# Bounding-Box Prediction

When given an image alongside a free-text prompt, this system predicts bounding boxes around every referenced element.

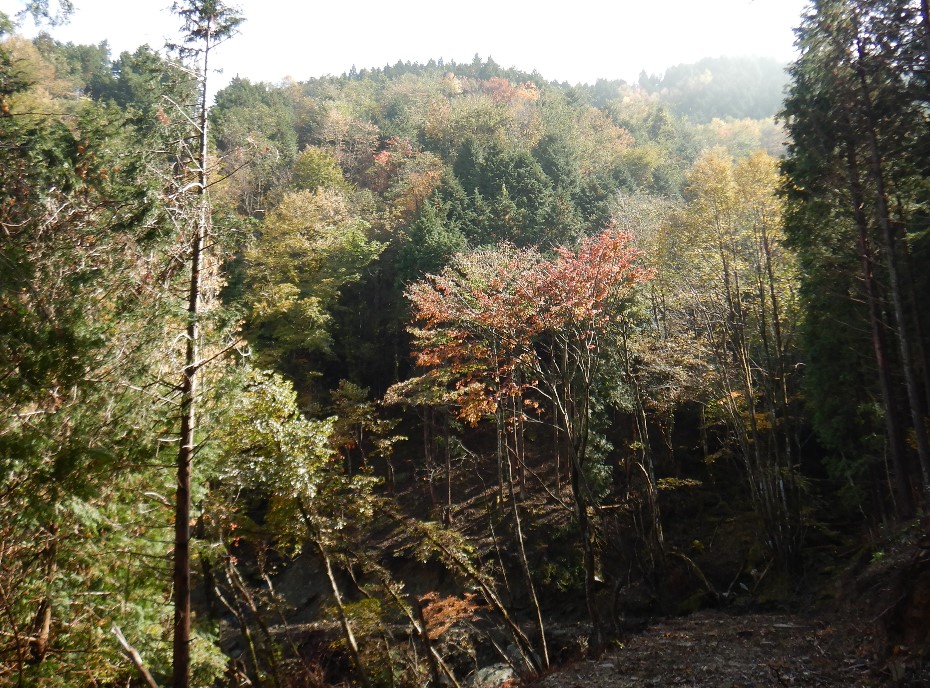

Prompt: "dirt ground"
[522,610,920,687]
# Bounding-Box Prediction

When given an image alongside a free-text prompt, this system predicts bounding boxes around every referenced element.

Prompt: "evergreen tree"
[167,2,243,685]
[782,0,930,514]
[0,25,228,686]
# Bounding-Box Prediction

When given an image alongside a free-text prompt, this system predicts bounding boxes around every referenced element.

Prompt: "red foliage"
[365,136,417,193]
[405,228,650,423]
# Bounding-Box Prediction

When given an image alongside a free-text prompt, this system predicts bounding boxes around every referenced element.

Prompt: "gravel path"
[523,610,885,687]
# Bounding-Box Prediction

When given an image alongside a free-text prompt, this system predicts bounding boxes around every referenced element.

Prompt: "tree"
[167,2,243,686]
[0,26,229,686]
[641,56,789,122]
[210,77,301,215]
[219,370,377,687]
[526,229,653,633]
[401,227,650,645]
[660,148,803,568]
[243,187,384,380]
[290,145,349,192]
[781,0,930,515]
[0,0,73,30]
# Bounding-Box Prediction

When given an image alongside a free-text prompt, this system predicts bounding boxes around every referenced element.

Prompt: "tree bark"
[504,420,549,669]
[314,538,371,688]
[113,625,161,688]
[173,17,212,688]
[842,123,914,516]
[852,51,930,492]
[28,520,57,664]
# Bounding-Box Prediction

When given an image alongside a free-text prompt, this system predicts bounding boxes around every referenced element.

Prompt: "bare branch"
[111,625,160,688]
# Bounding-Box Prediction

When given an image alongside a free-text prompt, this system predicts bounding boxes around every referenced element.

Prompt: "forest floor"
[520,609,920,688]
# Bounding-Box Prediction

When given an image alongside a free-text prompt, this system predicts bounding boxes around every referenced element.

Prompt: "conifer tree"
[167,2,242,686]
[782,0,930,513]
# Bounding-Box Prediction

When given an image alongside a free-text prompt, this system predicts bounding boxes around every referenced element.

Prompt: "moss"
[678,589,709,615]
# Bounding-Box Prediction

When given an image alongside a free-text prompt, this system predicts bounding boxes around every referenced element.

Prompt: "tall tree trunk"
[314,539,371,688]
[225,561,283,687]
[569,448,601,646]
[409,514,540,673]
[842,125,914,516]
[444,408,452,523]
[620,326,665,567]
[853,54,930,492]
[899,236,930,417]
[28,520,57,664]
[547,333,602,645]
[173,18,212,688]
[504,419,549,669]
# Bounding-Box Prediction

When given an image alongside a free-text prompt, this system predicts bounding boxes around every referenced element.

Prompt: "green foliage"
[105,46,197,133]
[211,77,301,214]
[0,1,73,32]
[219,370,377,545]
[169,0,243,58]
[781,0,930,512]
[0,30,231,683]
[451,138,567,247]
[32,33,111,94]
[222,370,335,494]
[331,379,406,473]
[395,200,468,284]
[205,56,784,395]
[1,17,874,683]
[291,144,349,191]
[243,187,385,373]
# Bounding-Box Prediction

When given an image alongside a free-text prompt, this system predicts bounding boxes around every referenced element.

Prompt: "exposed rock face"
[467,663,515,688]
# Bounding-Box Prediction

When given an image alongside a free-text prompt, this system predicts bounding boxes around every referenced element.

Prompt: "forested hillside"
[2,1,929,686]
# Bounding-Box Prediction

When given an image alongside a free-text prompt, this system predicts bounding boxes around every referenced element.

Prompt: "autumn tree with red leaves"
[398,226,651,646]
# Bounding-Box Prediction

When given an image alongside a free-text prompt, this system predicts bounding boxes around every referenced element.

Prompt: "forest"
[1,0,929,686]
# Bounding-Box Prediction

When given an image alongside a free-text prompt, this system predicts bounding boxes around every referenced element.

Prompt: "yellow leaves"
[686,147,739,223]
[2,36,73,116]
[441,72,463,96]
[319,107,379,174]
[244,187,383,356]
[575,107,633,175]
[291,146,348,193]
[693,118,785,159]
[752,412,773,431]
[420,76,547,151]
[422,99,453,145]
[250,283,300,317]
[656,477,703,490]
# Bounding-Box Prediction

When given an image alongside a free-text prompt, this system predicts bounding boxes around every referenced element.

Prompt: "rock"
[468,663,515,688]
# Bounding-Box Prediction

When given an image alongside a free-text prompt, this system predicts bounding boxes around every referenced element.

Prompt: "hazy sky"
[3,0,809,90]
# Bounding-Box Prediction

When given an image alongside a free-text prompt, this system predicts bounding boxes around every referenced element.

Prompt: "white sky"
[3,0,809,91]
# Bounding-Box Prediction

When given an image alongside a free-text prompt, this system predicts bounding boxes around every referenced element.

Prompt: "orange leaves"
[531,226,650,332]
[365,137,444,222]
[405,229,652,422]
[480,77,540,106]
[419,591,482,640]
[406,244,541,422]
